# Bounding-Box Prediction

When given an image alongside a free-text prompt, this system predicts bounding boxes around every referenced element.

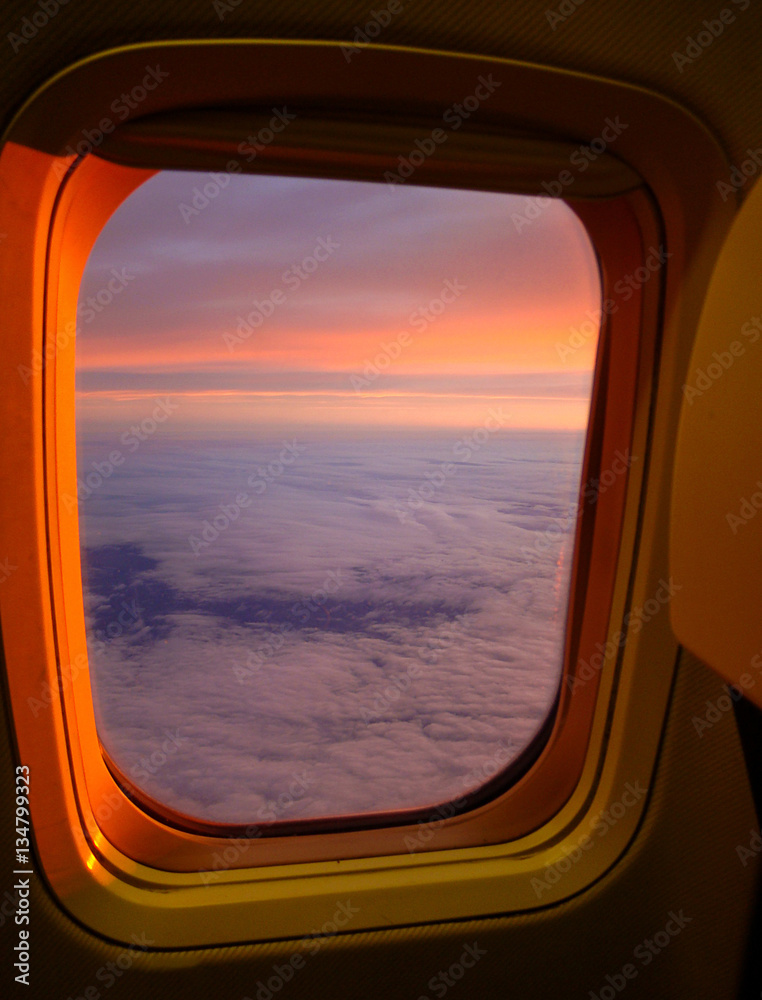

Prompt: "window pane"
[75,172,600,827]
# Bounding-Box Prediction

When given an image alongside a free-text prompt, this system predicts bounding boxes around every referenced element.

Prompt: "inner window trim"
[1,36,728,947]
[47,149,647,866]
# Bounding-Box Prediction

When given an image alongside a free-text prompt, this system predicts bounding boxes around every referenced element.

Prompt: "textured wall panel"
[1,648,758,998]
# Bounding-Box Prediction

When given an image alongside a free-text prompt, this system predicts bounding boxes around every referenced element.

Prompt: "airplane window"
[74,171,601,828]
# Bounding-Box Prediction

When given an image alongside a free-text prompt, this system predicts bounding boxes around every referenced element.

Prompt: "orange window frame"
[0,40,734,948]
[31,144,645,870]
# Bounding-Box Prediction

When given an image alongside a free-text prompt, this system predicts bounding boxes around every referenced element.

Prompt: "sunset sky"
[76,171,601,435]
[76,170,598,821]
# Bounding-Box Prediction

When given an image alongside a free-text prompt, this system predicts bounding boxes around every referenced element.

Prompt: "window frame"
[0,39,734,947]
[64,153,621,847]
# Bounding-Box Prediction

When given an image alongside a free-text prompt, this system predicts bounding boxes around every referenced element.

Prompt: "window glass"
[75,171,600,826]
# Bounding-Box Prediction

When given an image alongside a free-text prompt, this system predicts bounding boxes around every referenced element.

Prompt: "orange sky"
[76,172,601,434]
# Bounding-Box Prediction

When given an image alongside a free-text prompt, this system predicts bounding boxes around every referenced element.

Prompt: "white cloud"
[80,431,582,825]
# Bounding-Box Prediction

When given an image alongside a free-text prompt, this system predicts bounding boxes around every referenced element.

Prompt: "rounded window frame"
[0,38,733,947]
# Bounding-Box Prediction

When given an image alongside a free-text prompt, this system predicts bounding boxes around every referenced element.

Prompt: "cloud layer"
[79,429,583,825]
